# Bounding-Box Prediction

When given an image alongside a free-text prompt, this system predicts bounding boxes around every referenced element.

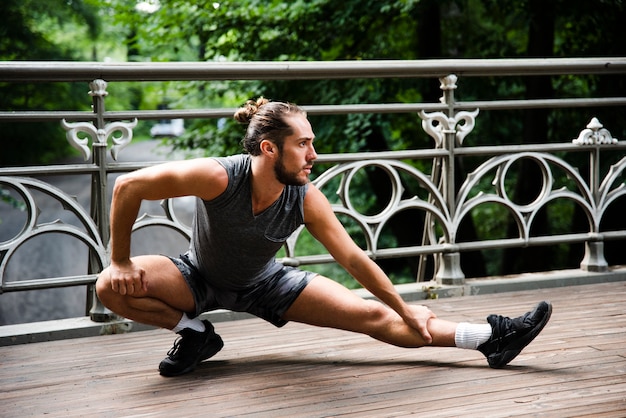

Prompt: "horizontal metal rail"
[2,97,626,123]
[1,58,626,82]
[1,275,97,292]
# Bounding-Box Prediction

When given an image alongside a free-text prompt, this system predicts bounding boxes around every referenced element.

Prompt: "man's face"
[273,114,317,186]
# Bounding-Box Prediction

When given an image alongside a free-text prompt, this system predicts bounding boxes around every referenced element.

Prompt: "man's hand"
[108,260,147,296]
[404,304,437,345]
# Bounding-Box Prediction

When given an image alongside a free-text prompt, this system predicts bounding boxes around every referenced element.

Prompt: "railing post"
[582,144,608,272]
[436,75,466,285]
[87,79,114,322]
[60,79,137,321]
[572,118,617,273]
[580,240,608,272]
[418,75,479,284]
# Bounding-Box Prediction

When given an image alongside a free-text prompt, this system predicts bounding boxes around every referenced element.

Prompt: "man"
[96,98,552,377]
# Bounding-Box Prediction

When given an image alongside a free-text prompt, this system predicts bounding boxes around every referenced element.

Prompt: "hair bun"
[234,97,269,124]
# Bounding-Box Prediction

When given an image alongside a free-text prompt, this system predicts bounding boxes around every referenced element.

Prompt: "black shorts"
[168,253,316,327]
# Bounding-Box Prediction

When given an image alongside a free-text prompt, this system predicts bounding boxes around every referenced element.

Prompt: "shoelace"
[166,337,183,359]
[497,309,535,341]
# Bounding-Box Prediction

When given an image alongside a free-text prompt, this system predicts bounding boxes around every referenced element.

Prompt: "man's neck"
[250,156,284,216]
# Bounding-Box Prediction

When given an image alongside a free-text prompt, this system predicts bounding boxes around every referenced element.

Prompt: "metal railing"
[1,58,626,322]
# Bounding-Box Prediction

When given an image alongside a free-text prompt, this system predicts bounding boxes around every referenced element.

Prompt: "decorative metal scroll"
[454,152,596,242]
[572,117,618,145]
[61,118,138,161]
[0,181,194,293]
[419,108,479,147]
[0,176,107,289]
[419,74,479,148]
[61,79,137,161]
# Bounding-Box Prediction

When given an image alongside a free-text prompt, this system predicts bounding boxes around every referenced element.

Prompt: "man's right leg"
[96,255,223,376]
[96,255,196,329]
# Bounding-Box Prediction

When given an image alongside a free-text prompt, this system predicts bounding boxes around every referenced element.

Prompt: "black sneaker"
[159,320,224,377]
[478,301,552,368]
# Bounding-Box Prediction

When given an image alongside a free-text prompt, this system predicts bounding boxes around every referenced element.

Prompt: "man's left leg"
[282,275,458,347]
[283,275,552,368]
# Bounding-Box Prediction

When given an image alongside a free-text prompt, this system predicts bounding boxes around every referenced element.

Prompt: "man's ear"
[260,140,276,156]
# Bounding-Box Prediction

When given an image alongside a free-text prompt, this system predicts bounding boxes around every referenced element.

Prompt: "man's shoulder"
[302,183,329,212]
[219,154,251,179]
[212,153,250,168]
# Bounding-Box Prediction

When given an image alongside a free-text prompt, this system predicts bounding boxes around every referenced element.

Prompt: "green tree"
[109,0,626,280]
[4,0,625,278]
[0,0,102,166]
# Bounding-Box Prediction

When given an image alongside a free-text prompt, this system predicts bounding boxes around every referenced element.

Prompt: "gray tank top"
[187,154,308,290]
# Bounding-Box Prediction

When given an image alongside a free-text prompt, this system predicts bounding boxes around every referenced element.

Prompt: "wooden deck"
[1,281,625,417]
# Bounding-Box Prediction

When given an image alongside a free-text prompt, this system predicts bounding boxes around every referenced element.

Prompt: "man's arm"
[107,158,228,295]
[303,184,435,342]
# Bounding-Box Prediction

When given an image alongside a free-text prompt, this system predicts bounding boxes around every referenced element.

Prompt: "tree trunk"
[502,0,556,274]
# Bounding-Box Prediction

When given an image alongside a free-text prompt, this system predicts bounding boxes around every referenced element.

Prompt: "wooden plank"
[1,281,625,417]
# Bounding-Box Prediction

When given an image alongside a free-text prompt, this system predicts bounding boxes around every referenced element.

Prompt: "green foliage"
[109,0,435,158]
[0,0,103,165]
[3,0,626,277]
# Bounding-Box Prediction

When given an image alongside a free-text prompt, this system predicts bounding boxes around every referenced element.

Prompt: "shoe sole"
[489,301,552,368]
[159,336,225,377]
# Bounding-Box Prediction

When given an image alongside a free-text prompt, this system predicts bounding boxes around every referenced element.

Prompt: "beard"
[273,154,310,186]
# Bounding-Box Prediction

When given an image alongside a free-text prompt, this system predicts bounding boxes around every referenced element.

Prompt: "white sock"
[454,322,492,350]
[172,313,206,333]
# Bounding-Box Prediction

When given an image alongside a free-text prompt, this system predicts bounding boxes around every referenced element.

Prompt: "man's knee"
[95,268,113,306]
[362,300,396,327]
